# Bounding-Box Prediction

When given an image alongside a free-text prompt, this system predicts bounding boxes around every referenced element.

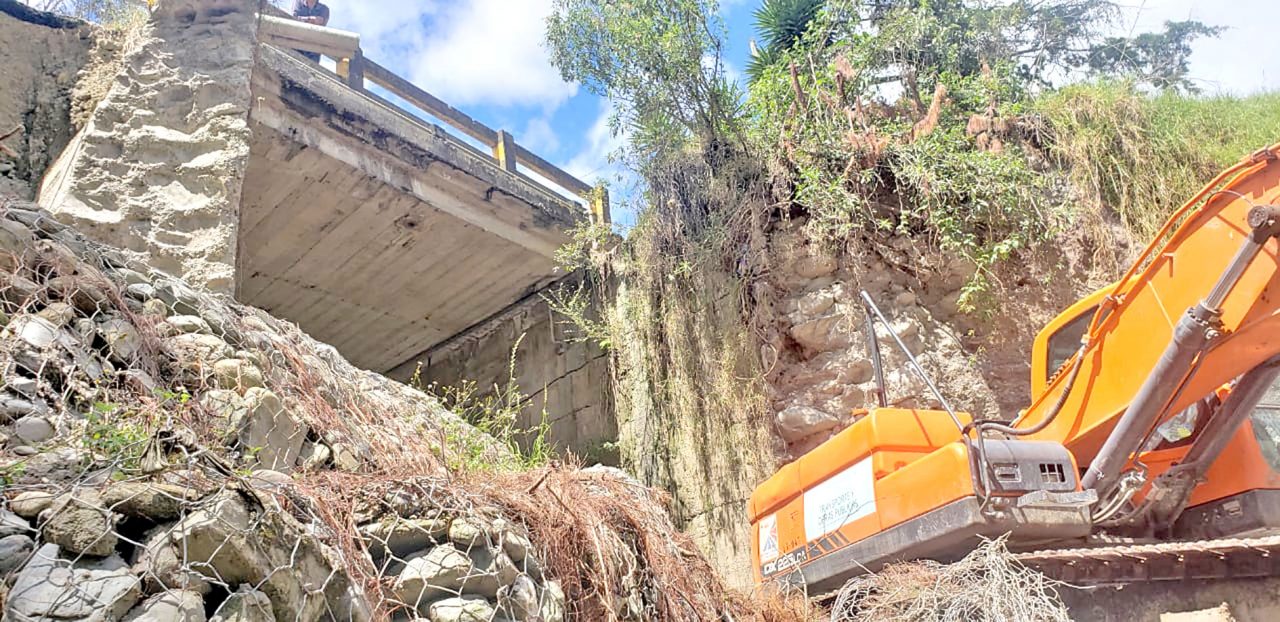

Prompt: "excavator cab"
[750,145,1280,593]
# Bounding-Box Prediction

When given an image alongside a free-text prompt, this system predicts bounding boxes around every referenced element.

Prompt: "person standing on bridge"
[292,0,331,63]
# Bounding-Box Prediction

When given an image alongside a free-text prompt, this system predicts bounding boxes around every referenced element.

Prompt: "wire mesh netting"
[827,537,1071,622]
[0,197,819,622]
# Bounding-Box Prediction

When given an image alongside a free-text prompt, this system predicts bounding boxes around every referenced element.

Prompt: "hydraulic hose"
[967,343,1087,438]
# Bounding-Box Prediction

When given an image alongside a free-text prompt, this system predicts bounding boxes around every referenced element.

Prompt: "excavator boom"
[749,144,1280,593]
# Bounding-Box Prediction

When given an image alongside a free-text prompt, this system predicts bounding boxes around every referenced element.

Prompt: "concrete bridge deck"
[240,45,588,374]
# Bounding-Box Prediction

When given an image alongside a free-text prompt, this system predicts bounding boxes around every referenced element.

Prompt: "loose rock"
[428,596,496,622]
[102,481,196,520]
[13,415,54,444]
[776,405,842,443]
[0,534,34,574]
[0,508,29,537]
[122,590,206,622]
[5,543,141,621]
[42,490,118,557]
[10,491,56,518]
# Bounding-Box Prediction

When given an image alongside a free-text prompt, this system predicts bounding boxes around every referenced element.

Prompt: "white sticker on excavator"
[759,513,779,562]
[804,457,876,541]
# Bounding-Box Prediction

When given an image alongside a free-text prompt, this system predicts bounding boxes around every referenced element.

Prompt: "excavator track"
[1016,535,1280,586]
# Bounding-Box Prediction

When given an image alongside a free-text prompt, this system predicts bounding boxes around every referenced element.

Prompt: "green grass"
[1036,82,1280,239]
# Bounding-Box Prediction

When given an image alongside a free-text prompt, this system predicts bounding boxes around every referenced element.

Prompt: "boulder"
[794,290,836,320]
[0,507,30,537]
[169,492,263,585]
[167,333,234,365]
[790,315,854,352]
[298,441,332,470]
[541,580,566,622]
[211,359,265,393]
[13,415,54,444]
[360,516,450,560]
[775,405,841,443]
[234,388,306,471]
[99,317,142,362]
[36,302,76,326]
[5,376,39,397]
[393,544,472,607]
[46,275,111,315]
[167,315,212,335]
[0,534,34,574]
[427,596,496,622]
[492,519,533,565]
[114,268,151,286]
[6,315,59,349]
[12,447,88,485]
[42,490,118,557]
[126,283,158,301]
[142,299,170,317]
[122,590,206,622]
[10,490,56,518]
[448,517,487,548]
[792,253,838,279]
[5,543,141,621]
[153,279,202,316]
[132,523,212,595]
[465,545,520,598]
[210,587,273,622]
[102,481,197,521]
[497,574,539,620]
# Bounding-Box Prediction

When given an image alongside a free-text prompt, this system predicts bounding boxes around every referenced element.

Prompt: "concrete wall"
[410,276,616,463]
[39,0,259,293]
[0,3,92,200]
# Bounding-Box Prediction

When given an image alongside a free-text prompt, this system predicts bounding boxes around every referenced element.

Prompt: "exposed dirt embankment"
[0,2,94,199]
[760,218,1125,460]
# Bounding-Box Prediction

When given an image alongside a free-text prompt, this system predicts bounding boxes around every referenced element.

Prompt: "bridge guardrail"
[256,5,609,225]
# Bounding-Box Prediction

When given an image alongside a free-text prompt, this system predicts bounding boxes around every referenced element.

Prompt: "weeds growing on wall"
[416,335,556,472]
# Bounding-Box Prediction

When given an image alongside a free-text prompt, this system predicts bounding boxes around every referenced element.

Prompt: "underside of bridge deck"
[238,46,581,374]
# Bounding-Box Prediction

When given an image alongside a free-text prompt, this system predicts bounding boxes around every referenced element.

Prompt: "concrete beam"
[250,45,579,258]
[258,14,359,60]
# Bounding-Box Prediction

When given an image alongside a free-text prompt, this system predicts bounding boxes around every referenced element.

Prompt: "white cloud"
[410,0,576,108]
[338,0,576,109]
[521,115,560,155]
[563,102,625,184]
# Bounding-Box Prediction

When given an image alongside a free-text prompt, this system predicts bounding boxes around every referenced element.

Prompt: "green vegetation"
[1037,83,1280,238]
[542,0,1280,537]
[416,336,555,472]
[85,401,148,472]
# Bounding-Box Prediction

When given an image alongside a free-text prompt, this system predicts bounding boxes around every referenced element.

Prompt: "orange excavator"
[749,144,1280,593]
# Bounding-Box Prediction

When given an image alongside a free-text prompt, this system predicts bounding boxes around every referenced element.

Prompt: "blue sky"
[288,0,1280,225]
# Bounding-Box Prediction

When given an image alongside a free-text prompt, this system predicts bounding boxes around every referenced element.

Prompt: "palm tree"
[747,0,826,82]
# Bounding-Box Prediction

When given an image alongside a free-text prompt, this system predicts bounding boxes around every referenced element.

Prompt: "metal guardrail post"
[494,131,518,172]
[590,188,611,225]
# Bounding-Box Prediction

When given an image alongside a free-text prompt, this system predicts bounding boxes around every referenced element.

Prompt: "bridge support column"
[39,0,260,293]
